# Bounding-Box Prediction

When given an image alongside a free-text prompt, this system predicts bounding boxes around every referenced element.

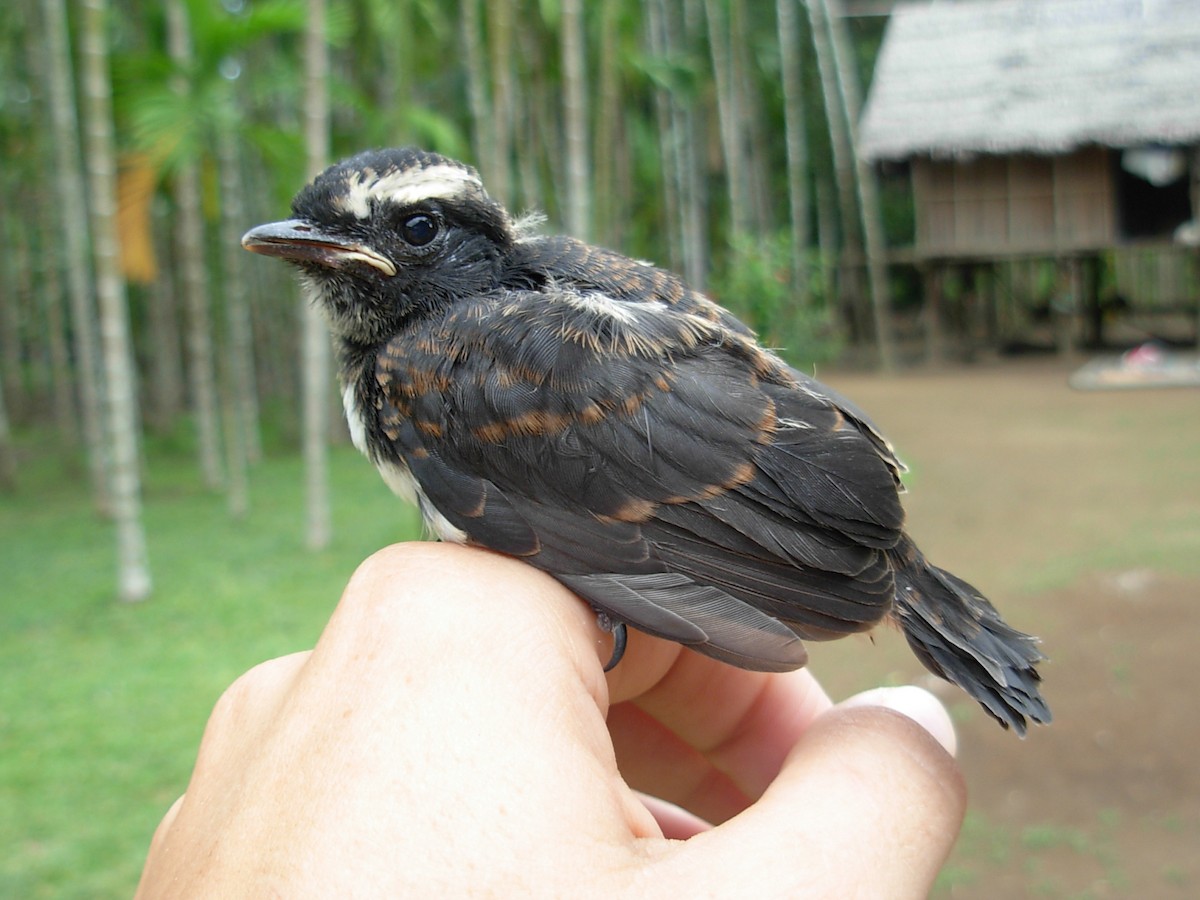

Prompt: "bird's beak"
[241,219,397,277]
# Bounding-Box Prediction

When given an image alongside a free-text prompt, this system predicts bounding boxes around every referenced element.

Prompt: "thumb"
[652,687,966,898]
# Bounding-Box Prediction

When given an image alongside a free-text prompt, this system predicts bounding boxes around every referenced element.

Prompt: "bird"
[243,147,1050,735]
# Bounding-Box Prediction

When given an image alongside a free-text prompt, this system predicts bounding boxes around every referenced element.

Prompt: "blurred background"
[1,0,1198,895]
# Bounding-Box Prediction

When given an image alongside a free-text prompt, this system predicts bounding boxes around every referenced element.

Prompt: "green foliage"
[113,0,308,208]
[632,48,705,97]
[183,0,308,65]
[0,439,422,897]
[707,231,842,369]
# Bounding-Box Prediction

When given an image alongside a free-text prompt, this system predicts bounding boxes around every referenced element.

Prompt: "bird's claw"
[595,612,627,672]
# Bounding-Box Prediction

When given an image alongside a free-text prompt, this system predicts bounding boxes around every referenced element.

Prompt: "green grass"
[0,434,422,897]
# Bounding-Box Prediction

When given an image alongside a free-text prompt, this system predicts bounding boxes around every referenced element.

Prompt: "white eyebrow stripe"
[336,165,481,218]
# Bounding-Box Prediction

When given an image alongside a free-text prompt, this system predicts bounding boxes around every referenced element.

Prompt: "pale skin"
[135,543,966,898]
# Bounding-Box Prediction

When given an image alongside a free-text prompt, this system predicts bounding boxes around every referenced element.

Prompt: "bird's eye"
[401,214,439,247]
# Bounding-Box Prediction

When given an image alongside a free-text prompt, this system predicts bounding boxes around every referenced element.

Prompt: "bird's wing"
[520,236,907,482]
[369,288,905,670]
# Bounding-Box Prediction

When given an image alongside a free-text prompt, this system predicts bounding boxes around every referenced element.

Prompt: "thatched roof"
[858,0,1200,161]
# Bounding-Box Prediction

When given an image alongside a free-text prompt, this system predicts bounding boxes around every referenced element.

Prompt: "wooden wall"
[913,148,1115,258]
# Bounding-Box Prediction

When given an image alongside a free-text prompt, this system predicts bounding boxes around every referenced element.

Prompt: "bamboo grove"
[0,0,899,599]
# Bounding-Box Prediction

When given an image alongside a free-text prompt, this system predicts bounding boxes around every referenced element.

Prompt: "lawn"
[0,432,422,897]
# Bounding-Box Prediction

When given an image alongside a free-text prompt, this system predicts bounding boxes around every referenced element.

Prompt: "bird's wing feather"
[371,287,905,668]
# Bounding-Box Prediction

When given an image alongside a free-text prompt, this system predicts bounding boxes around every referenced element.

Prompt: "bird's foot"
[594,611,627,672]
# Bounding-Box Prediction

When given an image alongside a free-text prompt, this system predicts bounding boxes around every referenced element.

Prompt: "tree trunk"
[647,0,683,273]
[0,368,14,492]
[705,0,751,242]
[216,118,251,519]
[145,207,186,434]
[1193,150,1200,348]
[805,0,863,338]
[302,0,333,550]
[922,263,946,365]
[0,281,14,488]
[0,220,22,422]
[822,0,896,370]
[593,0,622,248]
[679,0,709,288]
[167,0,225,487]
[777,0,811,303]
[244,147,295,413]
[459,0,489,170]
[815,175,838,325]
[560,0,590,241]
[645,0,706,286]
[42,0,110,511]
[216,104,261,466]
[79,0,152,601]
[485,0,516,206]
[730,0,771,234]
[41,241,79,445]
[515,26,544,213]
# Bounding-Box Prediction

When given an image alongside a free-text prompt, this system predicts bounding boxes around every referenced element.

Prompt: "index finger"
[606,643,833,823]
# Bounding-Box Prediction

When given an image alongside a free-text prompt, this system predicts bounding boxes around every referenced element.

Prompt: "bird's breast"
[343,383,371,455]
[341,378,467,543]
[376,456,468,543]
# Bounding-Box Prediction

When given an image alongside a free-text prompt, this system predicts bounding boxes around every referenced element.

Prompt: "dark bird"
[243,147,1049,734]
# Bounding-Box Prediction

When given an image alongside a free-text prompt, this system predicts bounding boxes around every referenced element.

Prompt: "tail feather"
[892,545,1050,736]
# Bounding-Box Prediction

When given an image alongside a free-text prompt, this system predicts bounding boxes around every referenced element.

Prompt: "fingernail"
[842,686,958,757]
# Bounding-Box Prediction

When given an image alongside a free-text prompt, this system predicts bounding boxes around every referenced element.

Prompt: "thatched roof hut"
[857,0,1200,354]
[860,0,1200,163]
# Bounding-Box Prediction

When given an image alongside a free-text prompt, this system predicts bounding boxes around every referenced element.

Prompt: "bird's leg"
[594,610,627,672]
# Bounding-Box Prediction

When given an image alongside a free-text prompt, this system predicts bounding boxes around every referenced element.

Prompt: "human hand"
[136,543,965,898]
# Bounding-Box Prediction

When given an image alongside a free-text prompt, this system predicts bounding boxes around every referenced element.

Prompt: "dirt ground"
[810,359,1200,898]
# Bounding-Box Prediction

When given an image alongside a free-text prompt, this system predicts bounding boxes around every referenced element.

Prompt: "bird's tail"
[890,537,1050,736]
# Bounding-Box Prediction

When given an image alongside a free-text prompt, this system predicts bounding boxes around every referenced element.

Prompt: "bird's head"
[243,147,516,345]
